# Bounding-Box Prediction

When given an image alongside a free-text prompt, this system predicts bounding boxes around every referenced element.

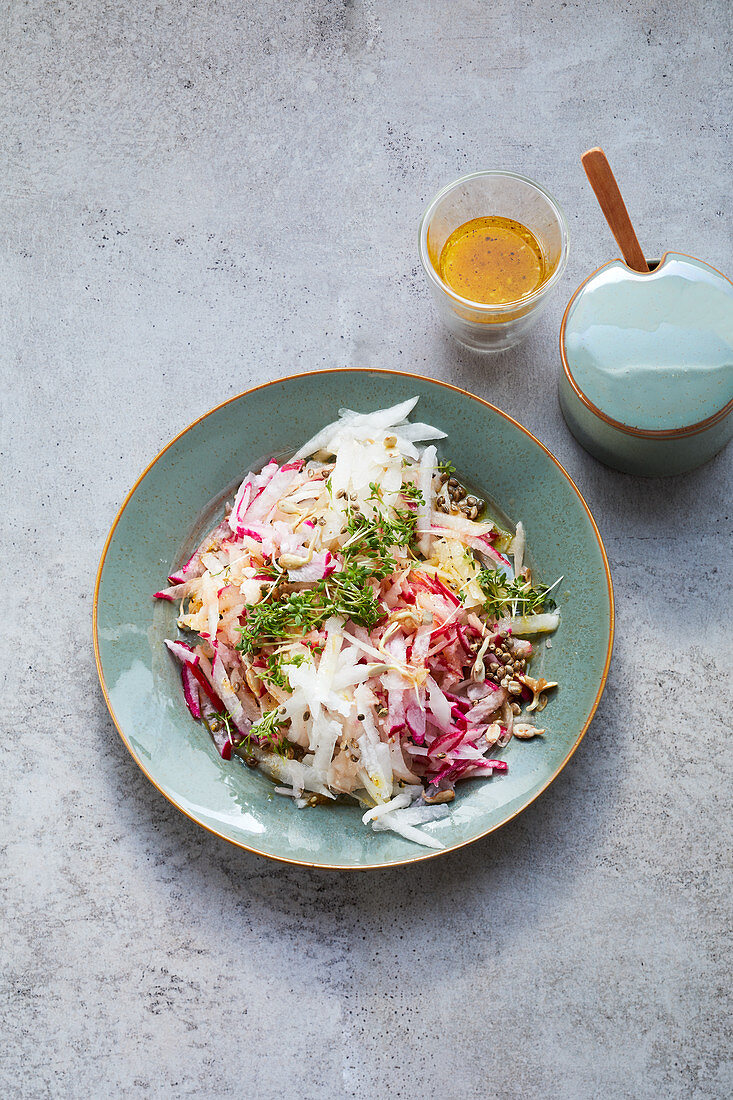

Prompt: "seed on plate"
[357,712,365,721]
[466,496,477,507]
[448,478,458,488]
[511,702,521,714]
[336,489,347,499]
[318,517,326,526]
[303,710,310,720]
[423,789,455,805]
[349,492,358,501]
[469,506,478,520]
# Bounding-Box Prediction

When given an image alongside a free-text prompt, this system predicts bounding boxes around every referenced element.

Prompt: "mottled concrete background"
[2,1,732,1097]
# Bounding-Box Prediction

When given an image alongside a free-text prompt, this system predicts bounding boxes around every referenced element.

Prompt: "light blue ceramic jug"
[560,252,733,476]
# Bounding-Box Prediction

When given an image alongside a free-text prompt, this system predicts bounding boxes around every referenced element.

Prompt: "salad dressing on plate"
[438,215,549,305]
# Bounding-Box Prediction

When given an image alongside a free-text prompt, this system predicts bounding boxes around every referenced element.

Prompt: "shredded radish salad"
[155,398,561,849]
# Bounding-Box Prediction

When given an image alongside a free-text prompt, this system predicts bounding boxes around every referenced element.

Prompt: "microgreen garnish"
[262,651,307,687]
[237,559,387,653]
[345,504,416,556]
[399,482,425,504]
[238,591,328,652]
[478,570,561,620]
[250,707,291,755]
[216,712,234,737]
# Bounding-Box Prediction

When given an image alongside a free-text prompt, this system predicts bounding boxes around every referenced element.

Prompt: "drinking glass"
[418,170,569,352]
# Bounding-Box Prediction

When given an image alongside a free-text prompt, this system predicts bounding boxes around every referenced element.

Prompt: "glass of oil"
[419,171,569,352]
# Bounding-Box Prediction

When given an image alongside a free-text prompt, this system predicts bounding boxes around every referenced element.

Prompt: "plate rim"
[93,367,615,871]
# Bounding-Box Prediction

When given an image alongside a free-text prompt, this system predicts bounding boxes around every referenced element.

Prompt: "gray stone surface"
[2,1,732,1097]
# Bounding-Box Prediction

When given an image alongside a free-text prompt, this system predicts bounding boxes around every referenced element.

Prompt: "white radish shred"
[512,520,525,577]
[371,814,446,850]
[417,444,436,559]
[500,612,561,635]
[362,790,413,824]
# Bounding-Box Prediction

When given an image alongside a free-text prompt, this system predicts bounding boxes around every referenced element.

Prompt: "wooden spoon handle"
[581,147,649,273]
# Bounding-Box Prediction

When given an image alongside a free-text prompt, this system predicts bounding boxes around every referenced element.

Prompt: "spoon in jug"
[581,147,649,273]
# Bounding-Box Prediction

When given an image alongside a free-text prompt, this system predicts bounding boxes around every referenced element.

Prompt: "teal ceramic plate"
[94,369,614,870]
